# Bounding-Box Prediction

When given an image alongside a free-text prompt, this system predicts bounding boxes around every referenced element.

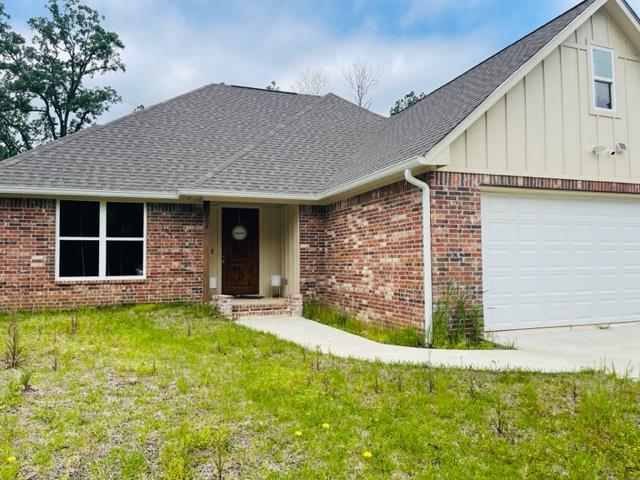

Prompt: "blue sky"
[3,0,639,120]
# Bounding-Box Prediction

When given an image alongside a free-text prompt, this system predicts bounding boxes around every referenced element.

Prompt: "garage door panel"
[482,191,640,330]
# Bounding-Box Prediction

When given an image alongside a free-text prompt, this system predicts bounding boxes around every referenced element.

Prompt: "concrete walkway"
[237,315,640,377]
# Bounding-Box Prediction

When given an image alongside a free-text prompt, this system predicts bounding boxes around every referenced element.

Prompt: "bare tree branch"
[343,60,381,109]
[291,67,330,96]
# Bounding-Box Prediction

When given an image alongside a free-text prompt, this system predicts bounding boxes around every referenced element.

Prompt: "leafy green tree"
[0,4,33,158]
[390,90,426,116]
[0,0,125,159]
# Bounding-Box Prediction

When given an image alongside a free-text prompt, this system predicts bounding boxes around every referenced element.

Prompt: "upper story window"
[592,46,615,111]
[56,200,146,280]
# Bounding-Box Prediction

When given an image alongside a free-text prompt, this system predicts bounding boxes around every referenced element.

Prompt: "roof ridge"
[230,84,320,97]
[0,82,226,170]
[189,93,334,188]
[393,0,594,120]
[323,93,389,120]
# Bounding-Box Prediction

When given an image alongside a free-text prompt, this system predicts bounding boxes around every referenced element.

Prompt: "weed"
[426,374,435,394]
[211,425,230,480]
[3,315,26,369]
[571,379,579,414]
[373,370,381,393]
[493,395,508,436]
[19,370,33,392]
[467,375,478,399]
[322,375,330,395]
[68,311,79,336]
[313,347,322,372]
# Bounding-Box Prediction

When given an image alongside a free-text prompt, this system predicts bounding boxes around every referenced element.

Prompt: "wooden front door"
[222,208,259,296]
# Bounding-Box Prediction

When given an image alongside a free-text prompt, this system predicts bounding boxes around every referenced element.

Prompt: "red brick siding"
[299,206,327,298]
[0,199,204,311]
[299,171,640,332]
[300,181,425,331]
[429,172,483,305]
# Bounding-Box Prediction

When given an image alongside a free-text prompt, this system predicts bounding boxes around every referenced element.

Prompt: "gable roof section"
[0,0,631,202]
[323,0,601,192]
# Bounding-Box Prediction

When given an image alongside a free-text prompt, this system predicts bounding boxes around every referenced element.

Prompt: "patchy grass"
[303,300,425,347]
[0,304,638,479]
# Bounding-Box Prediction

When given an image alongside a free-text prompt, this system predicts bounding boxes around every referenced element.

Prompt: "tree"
[343,60,381,109]
[265,80,280,91]
[390,90,426,116]
[0,0,125,159]
[0,4,33,158]
[292,67,329,96]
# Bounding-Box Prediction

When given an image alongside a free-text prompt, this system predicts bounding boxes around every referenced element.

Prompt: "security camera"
[609,149,617,156]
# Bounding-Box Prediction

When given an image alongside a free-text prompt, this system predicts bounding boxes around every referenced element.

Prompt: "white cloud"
[71,0,501,119]
[15,0,638,120]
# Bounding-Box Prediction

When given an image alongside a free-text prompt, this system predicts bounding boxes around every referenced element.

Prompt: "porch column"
[202,201,211,302]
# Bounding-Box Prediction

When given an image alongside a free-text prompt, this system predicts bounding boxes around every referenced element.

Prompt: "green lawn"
[1,305,638,479]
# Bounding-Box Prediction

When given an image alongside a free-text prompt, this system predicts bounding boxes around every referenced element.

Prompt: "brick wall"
[299,171,640,332]
[299,205,327,298]
[430,172,483,305]
[0,199,205,311]
[300,181,425,331]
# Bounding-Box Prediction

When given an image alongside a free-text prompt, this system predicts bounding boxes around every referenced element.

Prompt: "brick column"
[211,295,233,318]
[285,293,304,316]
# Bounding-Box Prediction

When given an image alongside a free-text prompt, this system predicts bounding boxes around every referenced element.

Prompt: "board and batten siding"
[446,8,640,182]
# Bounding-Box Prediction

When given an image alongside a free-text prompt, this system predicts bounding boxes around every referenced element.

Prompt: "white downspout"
[404,165,433,346]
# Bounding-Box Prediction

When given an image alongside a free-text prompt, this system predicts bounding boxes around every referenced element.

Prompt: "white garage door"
[482,191,640,331]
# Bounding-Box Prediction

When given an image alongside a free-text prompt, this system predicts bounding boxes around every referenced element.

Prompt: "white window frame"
[591,45,616,113]
[55,200,147,281]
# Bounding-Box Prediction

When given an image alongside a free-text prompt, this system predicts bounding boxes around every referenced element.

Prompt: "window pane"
[593,49,612,78]
[107,241,144,276]
[59,201,99,237]
[59,240,99,277]
[595,80,612,109]
[107,203,144,238]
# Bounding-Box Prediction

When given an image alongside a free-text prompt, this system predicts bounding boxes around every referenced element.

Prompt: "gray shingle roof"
[325,0,597,191]
[0,0,598,199]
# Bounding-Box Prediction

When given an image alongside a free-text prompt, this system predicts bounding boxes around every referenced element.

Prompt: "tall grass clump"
[430,283,488,349]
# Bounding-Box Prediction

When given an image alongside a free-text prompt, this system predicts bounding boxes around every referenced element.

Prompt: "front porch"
[204,203,302,318]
